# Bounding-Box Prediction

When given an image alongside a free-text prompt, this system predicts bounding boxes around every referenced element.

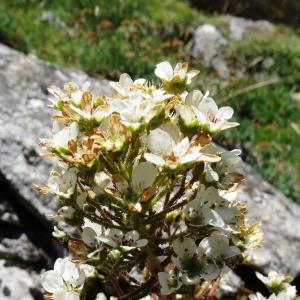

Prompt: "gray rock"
[0,234,46,266]
[217,271,242,298]
[0,43,111,221]
[228,16,274,41]
[0,193,20,226]
[41,10,66,29]
[191,24,227,65]
[240,163,300,277]
[0,261,40,300]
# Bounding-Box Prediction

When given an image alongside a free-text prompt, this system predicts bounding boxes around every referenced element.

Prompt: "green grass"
[0,0,299,201]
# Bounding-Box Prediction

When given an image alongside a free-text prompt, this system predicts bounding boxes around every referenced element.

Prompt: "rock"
[191,24,227,65]
[239,163,300,277]
[0,44,110,298]
[0,43,111,221]
[0,261,40,300]
[217,271,243,298]
[41,10,66,29]
[228,16,274,41]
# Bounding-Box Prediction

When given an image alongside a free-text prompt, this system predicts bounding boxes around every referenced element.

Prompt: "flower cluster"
[249,271,298,300]
[39,61,261,299]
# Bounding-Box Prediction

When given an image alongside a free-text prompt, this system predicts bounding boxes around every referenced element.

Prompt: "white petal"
[198,96,218,116]
[54,257,65,274]
[180,153,200,164]
[82,227,96,246]
[132,162,157,193]
[144,153,165,166]
[186,70,200,83]
[53,123,78,149]
[217,106,234,120]
[97,236,118,248]
[202,263,220,280]
[155,61,173,81]
[136,239,148,247]
[66,292,81,300]
[147,129,172,156]
[119,73,133,86]
[173,237,196,258]
[41,270,64,293]
[173,137,189,157]
[110,82,125,96]
[205,164,219,182]
[177,105,195,124]
[125,230,140,242]
[95,293,108,300]
[174,62,188,79]
[220,122,240,130]
[255,272,269,285]
[185,90,203,107]
[160,122,182,144]
[108,228,123,243]
[62,260,84,286]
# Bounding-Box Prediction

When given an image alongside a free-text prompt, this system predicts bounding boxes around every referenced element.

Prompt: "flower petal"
[132,162,157,193]
[41,270,64,293]
[144,153,165,166]
[147,129,172,156]
[173,237,196,258]
[155,61,173,81]
[173,137,189,157]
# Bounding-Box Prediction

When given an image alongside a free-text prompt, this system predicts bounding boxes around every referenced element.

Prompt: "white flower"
[144,124,219,169]
[198,233,241,268]
[256,271,286,288]
[249,293,267,300]
[131,162,157,193]
[184,185,236,231]
[96,229,148,251]
[155,61,199,85]
[52,122,78,150]
[81,218,105,247]
[250,286,297,300]
[178,90,239,132]
[172,238,219,283]
[158,270,183,295]
[184,200,233,232]
[204,147,242,183]
[255,272,297,300]
[48,164,77,198]
[48,81,90,106]
[70,102,111,122]
[41,257,85,300]
[110,97,163,131]
[173,237,196,260]
[120,230,148,251]
[49,206,76,222]
[110,73,146,97]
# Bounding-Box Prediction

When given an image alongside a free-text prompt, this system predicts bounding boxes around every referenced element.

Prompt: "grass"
[0,0,299,201]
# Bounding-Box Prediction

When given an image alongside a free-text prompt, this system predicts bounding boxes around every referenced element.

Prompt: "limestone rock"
[0,43,111,221]
[191,24,227,64]
[0,261,40,300]
[228,16,274,41]
[240,163,300,277]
